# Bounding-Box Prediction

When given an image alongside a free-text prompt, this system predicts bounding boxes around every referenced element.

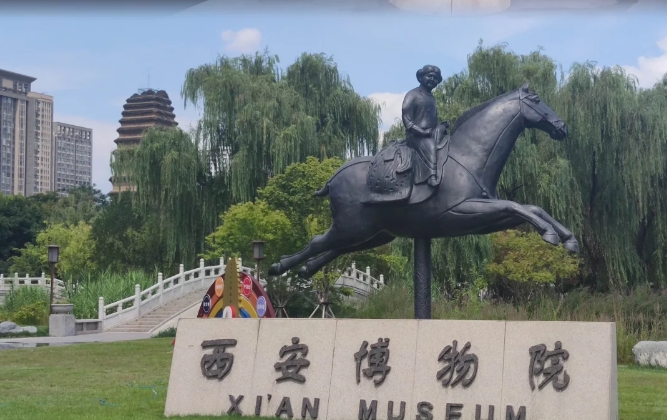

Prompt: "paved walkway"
[0,332,152,349]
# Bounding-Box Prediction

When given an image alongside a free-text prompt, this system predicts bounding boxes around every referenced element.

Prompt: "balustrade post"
[98,297,105,323]
[180,264,185,295]
[158,273,164,304]
[14,273,18,289]
[199,259,205,290]
[134,284,141,317]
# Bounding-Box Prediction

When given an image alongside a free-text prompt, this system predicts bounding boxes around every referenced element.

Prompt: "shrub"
[66,270,156,319]
[3,287,49,314]
[11,302,49,325]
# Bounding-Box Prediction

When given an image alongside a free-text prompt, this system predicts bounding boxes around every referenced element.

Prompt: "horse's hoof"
[563,240,580,253]
[268,262,283,276]
[297,266,311,278]
[542,232,560,246]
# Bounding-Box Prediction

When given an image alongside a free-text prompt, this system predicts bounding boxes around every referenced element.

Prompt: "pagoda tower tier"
[113,89,178,147]
[110,88,179,193]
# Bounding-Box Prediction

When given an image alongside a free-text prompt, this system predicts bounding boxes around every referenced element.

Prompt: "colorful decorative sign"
[256,296,267,318]
[197,270,275,319]
[202,295,211,315]
[242,277,252,298]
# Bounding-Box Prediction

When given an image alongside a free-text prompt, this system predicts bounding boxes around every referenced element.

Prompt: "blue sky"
[1,6,666,193]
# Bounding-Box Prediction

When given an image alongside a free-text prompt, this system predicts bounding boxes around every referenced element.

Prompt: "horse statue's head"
[519,83,568,140]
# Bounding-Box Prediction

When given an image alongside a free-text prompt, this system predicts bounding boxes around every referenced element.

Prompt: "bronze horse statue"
[268,84,578,280]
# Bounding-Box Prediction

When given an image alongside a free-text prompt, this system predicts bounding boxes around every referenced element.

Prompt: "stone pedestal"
[49,314,76,337]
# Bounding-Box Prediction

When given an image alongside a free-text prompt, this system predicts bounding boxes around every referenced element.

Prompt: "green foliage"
[379,41,667,292]
[488,229,580,284]
[46,185,108,226]
[11,302,49,326]
[111,128,216,270]
[153,327,177,338]
[0,194,47,273]
[9,222,96,279]
[90,194,167,274]
[1,287,49,326]
[2,286,49,315]
[200,201,294,266]
[67,270,156,319]
[258,156,343,243]
[182,50,380,203]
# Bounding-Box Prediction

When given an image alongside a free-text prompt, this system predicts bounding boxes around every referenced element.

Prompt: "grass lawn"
[0,338,665,420]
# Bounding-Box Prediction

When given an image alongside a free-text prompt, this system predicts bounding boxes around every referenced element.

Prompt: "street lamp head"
[48,245,60,264]
[252,240,266,261]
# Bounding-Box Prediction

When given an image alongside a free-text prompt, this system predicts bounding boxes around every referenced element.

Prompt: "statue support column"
[413,237,431,319]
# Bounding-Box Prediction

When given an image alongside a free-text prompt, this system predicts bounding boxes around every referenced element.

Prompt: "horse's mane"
[450,89,517,135]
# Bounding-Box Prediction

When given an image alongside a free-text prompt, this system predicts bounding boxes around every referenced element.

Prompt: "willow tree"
[385,41,667,292]
[181,50,381,203]
[111,50,381,269]
[111,127,220,270]
[557,64,667,289]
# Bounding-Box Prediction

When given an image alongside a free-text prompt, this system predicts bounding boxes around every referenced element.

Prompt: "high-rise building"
[0,69,54,196]
[30,92,54,194]
[54,122,93,193]
[110,89,178,193]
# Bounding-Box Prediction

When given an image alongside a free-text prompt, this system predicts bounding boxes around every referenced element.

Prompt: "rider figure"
[402,65,449,188]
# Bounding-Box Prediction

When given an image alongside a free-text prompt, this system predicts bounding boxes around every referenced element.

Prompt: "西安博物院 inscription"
[275,337,311,384]
[200,339,237,380]
[166,319,617,420]
[437,340,478,388]
[529,341,570,391]
[355,338,391,385]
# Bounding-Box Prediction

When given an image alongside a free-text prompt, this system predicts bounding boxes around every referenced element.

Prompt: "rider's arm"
[402,93,431,136]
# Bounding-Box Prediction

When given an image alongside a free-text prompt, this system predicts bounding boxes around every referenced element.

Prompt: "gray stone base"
[49,314,76,337]
[633,341,667,369]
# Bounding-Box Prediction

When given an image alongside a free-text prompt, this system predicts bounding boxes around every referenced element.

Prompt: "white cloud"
[54,114,118,194]
[622,36,667,89]
[368,92,406,130]
[221,28,262,54]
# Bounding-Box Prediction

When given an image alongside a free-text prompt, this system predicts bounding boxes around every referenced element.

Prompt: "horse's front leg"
[445,198,560,246]
[523,205,579,253]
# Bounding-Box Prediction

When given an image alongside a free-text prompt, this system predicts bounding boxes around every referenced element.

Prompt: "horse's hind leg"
[268,224,378,276]
[447,199,560,246]
[523,205,579,253]
[298,232,396,278]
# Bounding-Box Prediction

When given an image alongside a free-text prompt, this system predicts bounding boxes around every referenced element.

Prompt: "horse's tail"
[313,183,330,197]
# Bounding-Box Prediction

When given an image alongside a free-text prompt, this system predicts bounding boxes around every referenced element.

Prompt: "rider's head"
[417,65,442,91]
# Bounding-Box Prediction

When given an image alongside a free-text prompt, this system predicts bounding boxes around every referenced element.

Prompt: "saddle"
[362,136,450,205]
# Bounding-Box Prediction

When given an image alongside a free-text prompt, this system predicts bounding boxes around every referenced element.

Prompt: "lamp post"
[252,240,266,283]
[47,245,60,314]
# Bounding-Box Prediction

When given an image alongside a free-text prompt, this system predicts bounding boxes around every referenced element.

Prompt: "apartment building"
[54,122,93,192]
[0,69,54,196]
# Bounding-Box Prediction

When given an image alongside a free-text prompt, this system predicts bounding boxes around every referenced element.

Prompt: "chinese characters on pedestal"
[355,338,391,385]
[529,341,570,391]
[196,334,572,420]
[437,340,479,388]
[275,337,311,383]
[200,339,237,380]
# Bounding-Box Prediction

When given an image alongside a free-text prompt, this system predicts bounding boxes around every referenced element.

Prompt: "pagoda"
[110,89,179,193]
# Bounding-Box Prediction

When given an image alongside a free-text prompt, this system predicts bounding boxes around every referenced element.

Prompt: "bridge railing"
[0,273,65,304]
[334,262,385,300]
[99,257,385,330]
[99,257,258,330]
